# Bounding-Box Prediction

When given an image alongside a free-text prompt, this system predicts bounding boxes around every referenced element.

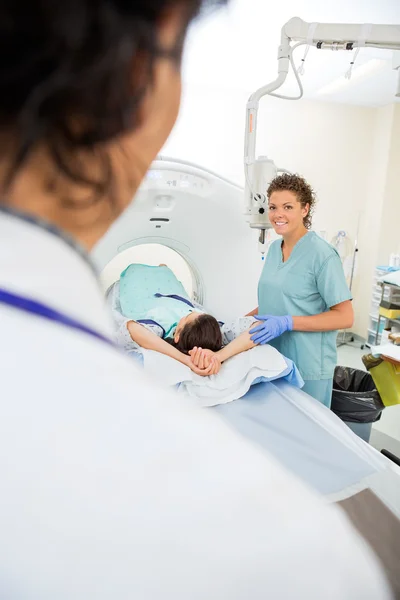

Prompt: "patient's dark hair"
[165,314,223,354]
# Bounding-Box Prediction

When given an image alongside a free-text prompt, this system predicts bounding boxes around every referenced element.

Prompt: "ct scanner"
[92,157,263,320]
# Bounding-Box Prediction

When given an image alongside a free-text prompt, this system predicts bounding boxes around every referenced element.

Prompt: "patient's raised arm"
[216,325,260,363]
[188,348,221,375]
[127,321,216,377]
[190,321,263,367]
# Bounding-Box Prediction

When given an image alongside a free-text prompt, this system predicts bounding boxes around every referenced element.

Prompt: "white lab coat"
[0,210,392,600]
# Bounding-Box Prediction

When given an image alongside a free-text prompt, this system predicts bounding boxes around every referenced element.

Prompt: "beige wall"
[376,104,400,264]
[355,104,400,336]
[352,104,394,336]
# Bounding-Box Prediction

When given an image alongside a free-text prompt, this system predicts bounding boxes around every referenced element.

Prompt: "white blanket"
[141,345,288,407]
[371,344,400,362]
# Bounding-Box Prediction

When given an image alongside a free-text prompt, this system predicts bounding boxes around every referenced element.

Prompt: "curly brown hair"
[267,173,316,230]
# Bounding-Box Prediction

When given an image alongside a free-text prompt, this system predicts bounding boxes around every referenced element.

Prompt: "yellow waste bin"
[370,360,400,407]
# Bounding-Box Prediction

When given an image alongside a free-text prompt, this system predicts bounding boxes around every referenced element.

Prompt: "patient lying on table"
[108,263,258,376]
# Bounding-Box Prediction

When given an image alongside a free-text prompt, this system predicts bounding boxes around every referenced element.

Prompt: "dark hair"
[267,173,316,229]
[0,0,226,196]
[165,313,222,354]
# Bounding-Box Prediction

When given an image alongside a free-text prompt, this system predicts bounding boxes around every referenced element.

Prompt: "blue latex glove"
[250,315,293,345]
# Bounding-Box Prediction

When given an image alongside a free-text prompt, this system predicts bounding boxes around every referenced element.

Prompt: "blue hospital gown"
[258,232,352,407]
[108,281,255,354]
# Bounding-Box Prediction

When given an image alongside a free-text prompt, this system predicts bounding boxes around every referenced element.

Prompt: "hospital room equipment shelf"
[373,280,400,346]
[367,268,400,347]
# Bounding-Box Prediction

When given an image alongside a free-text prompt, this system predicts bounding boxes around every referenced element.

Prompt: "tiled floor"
[337,342,366,371]
[337,342,400,456]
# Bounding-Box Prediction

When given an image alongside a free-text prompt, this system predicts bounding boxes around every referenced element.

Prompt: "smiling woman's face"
[268,190,309,237]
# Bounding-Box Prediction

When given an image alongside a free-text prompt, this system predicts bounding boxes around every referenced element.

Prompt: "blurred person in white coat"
[0,1,392,598]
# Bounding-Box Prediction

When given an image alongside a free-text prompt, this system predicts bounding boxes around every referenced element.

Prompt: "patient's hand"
[189,348,221,376]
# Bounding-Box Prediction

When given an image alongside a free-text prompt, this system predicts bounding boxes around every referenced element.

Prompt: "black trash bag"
[332,366,385,424]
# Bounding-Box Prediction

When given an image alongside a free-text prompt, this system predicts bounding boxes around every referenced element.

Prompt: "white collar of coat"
[0,208,113,338]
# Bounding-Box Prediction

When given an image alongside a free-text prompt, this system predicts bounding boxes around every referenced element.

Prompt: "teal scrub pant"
[302,379,333,409]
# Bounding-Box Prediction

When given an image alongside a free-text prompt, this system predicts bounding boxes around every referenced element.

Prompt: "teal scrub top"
[119,264,197,338]
[258,231,351,381]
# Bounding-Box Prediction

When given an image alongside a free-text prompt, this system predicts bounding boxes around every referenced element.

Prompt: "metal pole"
[339,213,361,347]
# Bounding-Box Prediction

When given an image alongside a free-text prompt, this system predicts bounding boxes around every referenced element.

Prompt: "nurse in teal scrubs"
[248,174,353,408]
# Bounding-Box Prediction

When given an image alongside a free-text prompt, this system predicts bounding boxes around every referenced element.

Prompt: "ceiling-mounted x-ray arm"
[244,17,400,252]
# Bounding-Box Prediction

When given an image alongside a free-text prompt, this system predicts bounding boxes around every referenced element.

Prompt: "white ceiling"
[182,0,400,107]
